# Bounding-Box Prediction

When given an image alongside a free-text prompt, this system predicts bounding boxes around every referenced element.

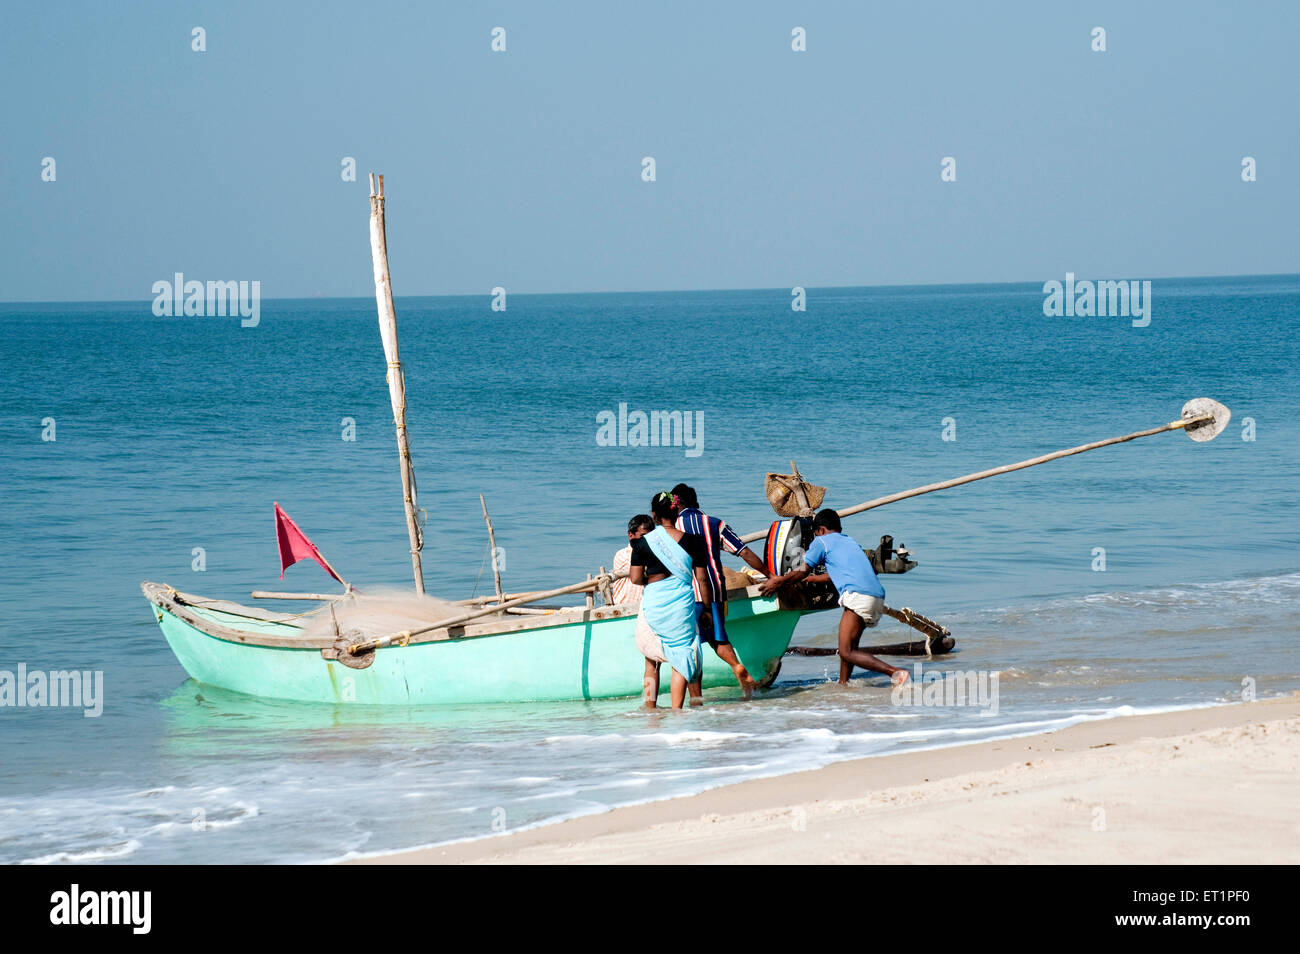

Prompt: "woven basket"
[764,467,826,518]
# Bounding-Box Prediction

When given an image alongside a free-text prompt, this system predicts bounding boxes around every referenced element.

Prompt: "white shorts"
[840,591,884,628]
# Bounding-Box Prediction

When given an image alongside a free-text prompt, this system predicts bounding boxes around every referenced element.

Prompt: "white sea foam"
[22,840,142,865]
[652,730,749,745]
[0,786,262,865]
[540,730,749,746]
[972,571,1300,618]
[328,701,1235,866]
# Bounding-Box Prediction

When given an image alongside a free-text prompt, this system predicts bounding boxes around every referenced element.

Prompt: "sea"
[0,275,1297,863]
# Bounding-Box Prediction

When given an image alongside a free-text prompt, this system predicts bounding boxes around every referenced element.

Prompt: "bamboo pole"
[453,589,550,606]
[369,173,425,594]
[737,411,1215,544]
[251,588,558,605]
[787,636,954,657]
[347,572,614,655]
[312,553,349,591]
[352,404,1223,657]
[881,605,949,640]
[479,493,504,610]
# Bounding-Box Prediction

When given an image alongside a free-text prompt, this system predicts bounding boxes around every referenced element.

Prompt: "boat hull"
[149,590,799,706]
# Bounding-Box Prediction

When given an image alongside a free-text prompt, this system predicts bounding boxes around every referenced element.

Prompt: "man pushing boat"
[671,483,769,697]
[760,509,910,687]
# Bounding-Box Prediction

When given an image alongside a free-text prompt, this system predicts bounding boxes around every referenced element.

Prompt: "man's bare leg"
[837,609,908,684]
[708,641,755,698]
[838,616,853,683]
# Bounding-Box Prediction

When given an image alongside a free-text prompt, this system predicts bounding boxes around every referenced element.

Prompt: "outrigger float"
[141,175,1233,706]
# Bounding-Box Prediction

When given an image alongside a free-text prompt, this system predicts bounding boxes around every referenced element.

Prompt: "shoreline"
[346,694,1300,864]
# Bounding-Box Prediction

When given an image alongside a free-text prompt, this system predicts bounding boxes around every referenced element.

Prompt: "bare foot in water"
[733,666,756,700]
[891,669,910,687]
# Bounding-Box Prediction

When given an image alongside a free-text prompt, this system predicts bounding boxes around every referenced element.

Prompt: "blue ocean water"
[0,275,1297,863]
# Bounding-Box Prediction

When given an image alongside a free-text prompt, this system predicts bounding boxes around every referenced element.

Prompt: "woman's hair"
[650,491,680,522]
[670,483,698,509]
[812,509,842,533]
[627,514,653,534]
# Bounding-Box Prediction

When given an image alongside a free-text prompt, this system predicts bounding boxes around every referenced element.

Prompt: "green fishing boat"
[141,515,951,705]
[141,581,800,706]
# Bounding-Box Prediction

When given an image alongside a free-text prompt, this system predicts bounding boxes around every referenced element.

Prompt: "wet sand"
[348,695,1300,864]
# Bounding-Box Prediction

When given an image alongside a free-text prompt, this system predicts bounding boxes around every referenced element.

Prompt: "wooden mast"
[479,493,504,610]
[368,173,426,595]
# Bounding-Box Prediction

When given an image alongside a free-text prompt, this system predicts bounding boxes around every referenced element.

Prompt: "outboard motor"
[764,520,918,577]
[763,517,814,577]
[868,535,918,575]
[762,517,832,611]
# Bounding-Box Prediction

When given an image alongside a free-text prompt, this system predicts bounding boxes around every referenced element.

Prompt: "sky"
[1,0,1297,301]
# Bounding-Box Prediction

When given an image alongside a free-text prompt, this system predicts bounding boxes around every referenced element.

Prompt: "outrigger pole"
[736,398,1231,545]
[341,399,1230,658]
[368,173,426,595]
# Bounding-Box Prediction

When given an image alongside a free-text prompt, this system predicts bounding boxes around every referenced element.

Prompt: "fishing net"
[300,588,464,641]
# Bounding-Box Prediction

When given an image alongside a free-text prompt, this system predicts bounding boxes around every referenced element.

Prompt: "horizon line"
[2,270,1297,307]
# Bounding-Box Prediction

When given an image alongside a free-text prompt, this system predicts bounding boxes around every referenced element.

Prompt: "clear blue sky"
[2,0,1296,301]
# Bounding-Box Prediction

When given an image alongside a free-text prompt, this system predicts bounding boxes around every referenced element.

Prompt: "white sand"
[350,695,1300,865]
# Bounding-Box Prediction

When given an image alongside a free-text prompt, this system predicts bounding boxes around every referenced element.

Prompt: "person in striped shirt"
[671,483,769,696]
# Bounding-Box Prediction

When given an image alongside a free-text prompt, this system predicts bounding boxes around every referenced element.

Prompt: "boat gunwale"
[140,580,771,651]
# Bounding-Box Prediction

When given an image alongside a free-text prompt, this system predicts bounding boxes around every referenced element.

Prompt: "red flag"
[274,503,344,583]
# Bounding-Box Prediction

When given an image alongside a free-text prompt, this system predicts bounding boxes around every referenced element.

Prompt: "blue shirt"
[801,532,885,599]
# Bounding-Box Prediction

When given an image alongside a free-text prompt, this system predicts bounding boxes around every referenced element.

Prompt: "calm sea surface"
[0,276,1297,862]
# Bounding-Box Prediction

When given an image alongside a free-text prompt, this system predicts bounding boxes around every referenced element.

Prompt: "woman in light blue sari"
[629,492,714,708]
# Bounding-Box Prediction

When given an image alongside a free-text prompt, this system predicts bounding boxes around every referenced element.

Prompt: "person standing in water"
[760,509,910,686]
[671,483,767,696]
[628,492,713,708]
[613,513,672,682]
[609,514,653,607]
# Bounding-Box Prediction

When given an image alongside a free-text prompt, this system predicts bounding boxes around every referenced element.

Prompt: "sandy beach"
[351,695,1300,865]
